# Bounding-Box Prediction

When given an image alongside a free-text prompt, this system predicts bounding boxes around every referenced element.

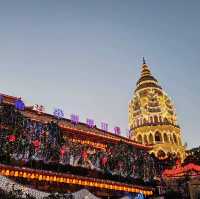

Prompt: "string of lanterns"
[0,163,154,196]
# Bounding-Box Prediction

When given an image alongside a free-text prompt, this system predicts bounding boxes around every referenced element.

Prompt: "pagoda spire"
[143,56,146,65]
[141,57,151,77]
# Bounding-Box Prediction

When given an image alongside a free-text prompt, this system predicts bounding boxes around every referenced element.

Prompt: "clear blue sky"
[0,1,199,148]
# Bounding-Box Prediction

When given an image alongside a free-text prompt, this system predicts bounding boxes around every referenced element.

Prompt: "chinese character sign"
[34,104,45,113]
[0,95,3,104]
[86,118,95,128]
[101,122,108,131]
[114,126,121,135]
[15,99,25,111]
[70,114,79,124]
[126,128,131,139]
[53,108,64,119]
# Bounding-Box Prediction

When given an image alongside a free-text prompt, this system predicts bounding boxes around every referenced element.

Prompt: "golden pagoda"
[128,58,185,160]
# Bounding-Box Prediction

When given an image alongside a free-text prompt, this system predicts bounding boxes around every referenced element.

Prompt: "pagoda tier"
[0,93,160,198]
[128,61,185,160]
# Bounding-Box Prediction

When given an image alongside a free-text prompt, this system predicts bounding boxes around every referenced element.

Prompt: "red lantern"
[101,156,108,166]
[7,135,16,142]
[60,148,65,158]
[32,140,41,150]
[82,150,88,161]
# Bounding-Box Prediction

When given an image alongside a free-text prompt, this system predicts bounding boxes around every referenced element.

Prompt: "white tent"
[73,189,100,199]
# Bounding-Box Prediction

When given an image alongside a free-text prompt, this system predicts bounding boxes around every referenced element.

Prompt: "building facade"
[128,60,185,160]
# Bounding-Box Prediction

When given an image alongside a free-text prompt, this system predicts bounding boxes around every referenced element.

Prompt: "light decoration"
[7,135,16,142]
[15,99,25,111]
[70,114,79,124]
[61,126,153,150]
[33,104,45,113]
[114,126,121,135]
[86,118,95,128]
[101,122,108,131]
[69,138,107,150]
[0,164,154,196]
[53,108,64,119]
[162,163,200,177]
[32,140,41,150]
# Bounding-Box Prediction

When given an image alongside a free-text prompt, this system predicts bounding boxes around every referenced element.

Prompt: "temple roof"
[136,62,162,92]
[128,60,178,128]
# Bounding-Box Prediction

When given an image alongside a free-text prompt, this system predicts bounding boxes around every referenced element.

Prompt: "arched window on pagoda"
[164,117,169,123]
[173,134,178,144]
[170,135,174,143]
[137,134,143,144]
[144,135,148,144]
[155,131,162,142]
[154,115,158,123]
[150,116,153,123]
[137,119,140,127]
[149,133,154,144]
[163,133,169,143]
[159,115,162,123]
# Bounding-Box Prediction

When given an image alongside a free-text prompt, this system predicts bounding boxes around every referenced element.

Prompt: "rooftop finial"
[142,57,146,65]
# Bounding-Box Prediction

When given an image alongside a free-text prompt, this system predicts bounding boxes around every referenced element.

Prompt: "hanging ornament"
[32,140,41,150]
[101,156,108,166]
[7,135,16,142]
[60,147,65,158]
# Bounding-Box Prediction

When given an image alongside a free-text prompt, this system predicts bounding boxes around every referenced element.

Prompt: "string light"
[0,164,154,196]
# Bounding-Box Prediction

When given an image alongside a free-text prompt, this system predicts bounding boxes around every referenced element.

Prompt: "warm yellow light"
[5,170,10,176]
[10,171,14,176]
[14,171,19,177]
[31,173,35,179]
[23,172,27,178]
[39,175,43,181]
[53,176,57,182]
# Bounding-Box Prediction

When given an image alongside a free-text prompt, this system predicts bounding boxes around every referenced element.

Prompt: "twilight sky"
[0,1,199,148]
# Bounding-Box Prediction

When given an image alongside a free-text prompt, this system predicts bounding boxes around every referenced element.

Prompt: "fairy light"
[0,165,154,196]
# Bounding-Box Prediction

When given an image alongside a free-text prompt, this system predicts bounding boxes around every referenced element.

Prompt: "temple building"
[128,59,185,160]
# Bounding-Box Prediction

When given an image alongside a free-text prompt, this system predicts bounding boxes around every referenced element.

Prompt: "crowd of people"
[0,104,170,185]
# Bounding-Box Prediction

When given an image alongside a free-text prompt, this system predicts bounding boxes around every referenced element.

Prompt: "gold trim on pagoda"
[128,60,185,160]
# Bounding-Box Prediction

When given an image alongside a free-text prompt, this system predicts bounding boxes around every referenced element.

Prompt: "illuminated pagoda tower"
[128,58,185,160]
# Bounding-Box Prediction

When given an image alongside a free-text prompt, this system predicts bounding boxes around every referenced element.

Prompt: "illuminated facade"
[128,59,185,160]
[0,93,155,198]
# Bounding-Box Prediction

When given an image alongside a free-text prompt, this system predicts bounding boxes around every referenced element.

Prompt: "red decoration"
[163,163,200,177]
[60,148,65,158]
[32,140,41,150]
[82,150,88,161]
[7,135,16,142]
[101,156,108,166]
